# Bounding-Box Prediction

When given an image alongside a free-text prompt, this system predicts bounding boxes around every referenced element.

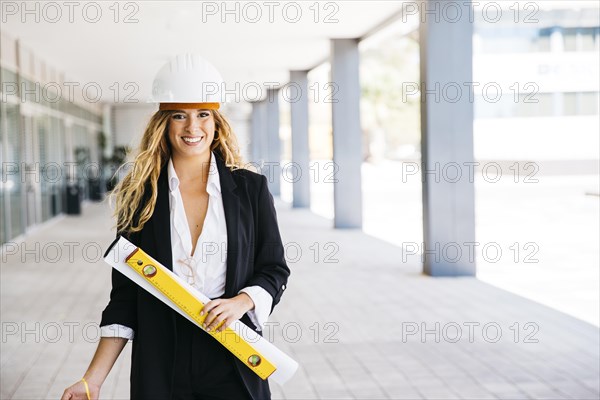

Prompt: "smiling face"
[167,109,215,160]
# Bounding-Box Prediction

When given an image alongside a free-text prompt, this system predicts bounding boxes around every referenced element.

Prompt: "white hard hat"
[150,53,224,110]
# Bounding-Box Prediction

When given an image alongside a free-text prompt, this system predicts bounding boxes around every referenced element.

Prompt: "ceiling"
[2,1,406,103]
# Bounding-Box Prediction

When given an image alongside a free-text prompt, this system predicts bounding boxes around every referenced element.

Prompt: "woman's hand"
[60,378,100,400]
[201,293,255,332]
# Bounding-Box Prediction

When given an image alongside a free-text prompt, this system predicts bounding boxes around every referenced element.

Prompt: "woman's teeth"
[182,136,203,143]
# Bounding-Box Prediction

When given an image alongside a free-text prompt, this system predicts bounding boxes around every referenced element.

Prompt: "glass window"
[0,96,5,245]
[582,27,600,51]
[536,29,552,52]
[5,104,24,238]
[37,114,51,223]
[48,116,66,216]
[564,92,579,115]
[564,29,579,52]
[580,92,600,115]
[474,92,594,118]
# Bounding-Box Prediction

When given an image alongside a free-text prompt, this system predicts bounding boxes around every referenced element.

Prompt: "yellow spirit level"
[103,236,298,384]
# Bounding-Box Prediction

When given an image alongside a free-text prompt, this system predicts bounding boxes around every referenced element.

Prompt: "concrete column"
[419,1,476,276]
[102,103,113,160]
[265,88,281,196]
[331,38,362,229]
[290,70,310,208]
[250,101,265,164]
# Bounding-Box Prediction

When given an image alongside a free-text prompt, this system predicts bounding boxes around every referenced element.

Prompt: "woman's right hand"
[60,379,100,400]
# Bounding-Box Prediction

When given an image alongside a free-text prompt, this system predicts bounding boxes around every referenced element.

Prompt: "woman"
[61,61,290,399]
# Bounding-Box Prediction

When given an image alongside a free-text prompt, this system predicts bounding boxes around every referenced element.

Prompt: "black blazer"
[100,150,290,400]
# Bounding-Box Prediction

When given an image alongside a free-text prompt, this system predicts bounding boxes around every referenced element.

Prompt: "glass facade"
[0,65,102,245]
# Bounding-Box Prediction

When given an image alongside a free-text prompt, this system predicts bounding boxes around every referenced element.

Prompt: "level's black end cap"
[103,234,122,259]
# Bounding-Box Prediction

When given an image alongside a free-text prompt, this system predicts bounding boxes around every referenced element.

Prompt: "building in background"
[473,3,599,170]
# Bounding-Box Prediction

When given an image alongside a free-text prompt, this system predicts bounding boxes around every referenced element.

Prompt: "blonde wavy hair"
[106,109,245,235]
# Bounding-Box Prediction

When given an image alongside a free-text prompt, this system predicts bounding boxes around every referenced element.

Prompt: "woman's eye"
[173,114,185,120]
[199,112,209,118]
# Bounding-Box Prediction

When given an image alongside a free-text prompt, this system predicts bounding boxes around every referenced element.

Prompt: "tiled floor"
[1,200,598,399]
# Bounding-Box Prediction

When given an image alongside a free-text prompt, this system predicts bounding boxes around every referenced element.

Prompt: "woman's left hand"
[200,293,255,332]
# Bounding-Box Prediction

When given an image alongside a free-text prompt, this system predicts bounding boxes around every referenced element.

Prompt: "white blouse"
[101,151,273,339]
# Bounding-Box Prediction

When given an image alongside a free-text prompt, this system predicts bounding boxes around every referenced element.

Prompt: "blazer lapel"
[215,152,241,298]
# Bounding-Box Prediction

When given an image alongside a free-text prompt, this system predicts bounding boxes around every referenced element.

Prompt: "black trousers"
[171,316,253,400]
